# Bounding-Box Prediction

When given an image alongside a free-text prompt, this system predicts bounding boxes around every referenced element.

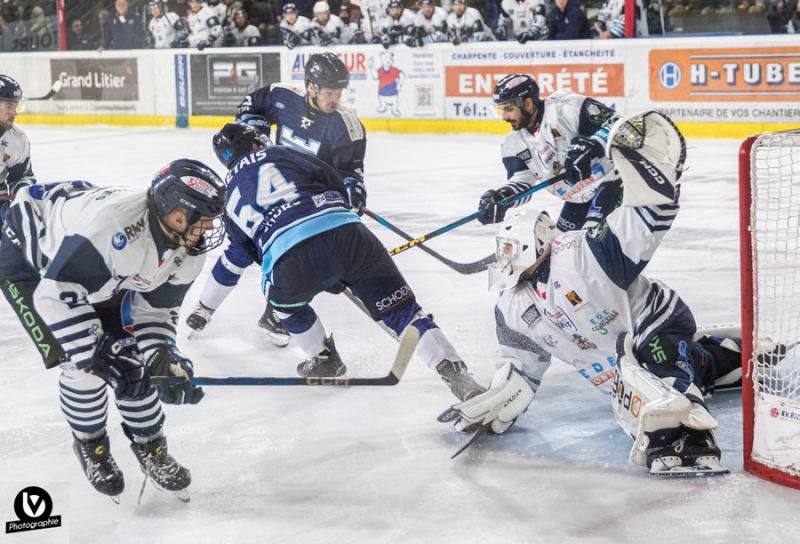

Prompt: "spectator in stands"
[89,9,110,50]
[67,18,93,49]
[549,0,591,39]
[106,0,144,49]
[26,5,54,48]
[0,13,6,52]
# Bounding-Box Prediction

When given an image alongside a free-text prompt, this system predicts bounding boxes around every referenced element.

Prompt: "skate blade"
[108,494,121,505]
[149,479,191,503]
[650,456,730,476]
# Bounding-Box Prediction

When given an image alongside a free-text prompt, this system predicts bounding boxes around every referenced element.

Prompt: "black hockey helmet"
[212,123,272,169]
[305,53,349,91]
[492,74,540,108]
[149,159,227,254]
[0,75,24,102]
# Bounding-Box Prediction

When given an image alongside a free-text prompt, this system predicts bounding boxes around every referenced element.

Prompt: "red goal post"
[739,129,800,489]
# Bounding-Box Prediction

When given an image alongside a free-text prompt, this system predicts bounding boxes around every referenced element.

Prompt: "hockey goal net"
[740,129,800,489]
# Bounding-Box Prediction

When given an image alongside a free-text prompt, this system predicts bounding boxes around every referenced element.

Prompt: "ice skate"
[130,435,191,502]
[258,307,291,347]
[436,360,487,401]
[73,433,125,503]
[647,428,729,476]
[297,335,347,378]
[186,303,214,333]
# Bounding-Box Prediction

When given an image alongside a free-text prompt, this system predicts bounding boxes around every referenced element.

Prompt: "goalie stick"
[28,80,63,101]
[364,208,495,274]
[449,401,505,459]
[152,325,419,387]
[387,173,566,257]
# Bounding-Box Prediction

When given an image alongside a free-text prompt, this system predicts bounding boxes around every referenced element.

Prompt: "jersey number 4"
[226,163,299,237]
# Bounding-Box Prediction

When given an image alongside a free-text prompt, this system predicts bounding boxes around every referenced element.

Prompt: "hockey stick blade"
[29,80,63,100]
[364,208,495,274]
[450,401,505,459]
[152,325,419,387]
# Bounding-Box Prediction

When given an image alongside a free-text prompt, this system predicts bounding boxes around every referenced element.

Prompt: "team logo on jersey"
[301,116,313,129]
[589,309,620,335]
[129,274,151,290]
[112,232,127,250]
[181,176,218,198]
[543,334,558,347]
[516,149,531,162]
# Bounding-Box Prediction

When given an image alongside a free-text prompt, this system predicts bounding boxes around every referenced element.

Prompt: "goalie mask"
[488,210,556,291]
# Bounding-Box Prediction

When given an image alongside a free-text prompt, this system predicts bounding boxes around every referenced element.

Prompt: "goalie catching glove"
[448,362,535,434]
[147,345,205,405]
[606,110,686,207]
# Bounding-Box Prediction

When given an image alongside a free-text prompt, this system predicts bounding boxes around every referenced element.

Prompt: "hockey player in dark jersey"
[208,122,487,402]
[0,160,226,501]
[187,53,366,347]
[0,75,36,226]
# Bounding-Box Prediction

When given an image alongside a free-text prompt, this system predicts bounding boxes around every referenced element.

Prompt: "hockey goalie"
[445,110,743,475]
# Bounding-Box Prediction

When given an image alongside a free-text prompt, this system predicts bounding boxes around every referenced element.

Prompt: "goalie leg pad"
[612,334,694,467]
[606,110,686,207]
[451,362,535,434]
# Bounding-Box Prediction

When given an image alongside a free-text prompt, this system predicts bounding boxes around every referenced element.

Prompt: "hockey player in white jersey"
[186,0,223,49]
[593,0,647,38]
[0,75,35,227]
[412,0,449,45]
[448,111,742,474]
[228,8,261,46]
[447,0,495,44]
[478,73,623,234]
[0,160,226,500]
[311,1,345,45]
[147,1,184,48]
[376,0,416,48]
[498,0,547,42]
[280,3,314,48]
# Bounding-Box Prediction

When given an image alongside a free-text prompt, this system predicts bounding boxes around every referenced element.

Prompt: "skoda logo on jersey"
[659,62,681,90]
[112,232,127,250]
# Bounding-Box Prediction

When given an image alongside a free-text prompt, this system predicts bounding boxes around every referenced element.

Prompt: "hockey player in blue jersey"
[187,52,365,346]
[0,159,226,501]
[208,122,487,402]
[447,111,743,474]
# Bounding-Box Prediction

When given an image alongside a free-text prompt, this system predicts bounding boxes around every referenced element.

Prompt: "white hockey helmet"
[314,1,331,13]
[488,210,556,291]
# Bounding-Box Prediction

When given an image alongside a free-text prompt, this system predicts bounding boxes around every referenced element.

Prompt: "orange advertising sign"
[650,47,800,102]
[445,64,625,98]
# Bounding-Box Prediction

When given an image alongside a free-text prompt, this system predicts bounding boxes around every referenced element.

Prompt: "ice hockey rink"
[2,126,799,544]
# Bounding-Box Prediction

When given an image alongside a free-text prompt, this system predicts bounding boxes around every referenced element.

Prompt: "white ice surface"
[1,127,799,544]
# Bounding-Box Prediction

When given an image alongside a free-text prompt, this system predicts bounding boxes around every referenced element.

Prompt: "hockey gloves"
[344,176,367,214]
[91,334,151,400]
[564,136,605,186]
[147,345,205,405]
[477,186,515,225]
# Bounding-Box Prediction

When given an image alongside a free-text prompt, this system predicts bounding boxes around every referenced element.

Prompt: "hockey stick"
[364,208,496,274]
[152,325,419,387]
[28,80,63,101]
[387,173,566,256]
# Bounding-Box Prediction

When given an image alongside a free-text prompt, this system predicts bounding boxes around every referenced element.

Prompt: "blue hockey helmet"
[305,53,349,90]
[149,159,227,254]
[492,74,539,108]
[212,123,272,169]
